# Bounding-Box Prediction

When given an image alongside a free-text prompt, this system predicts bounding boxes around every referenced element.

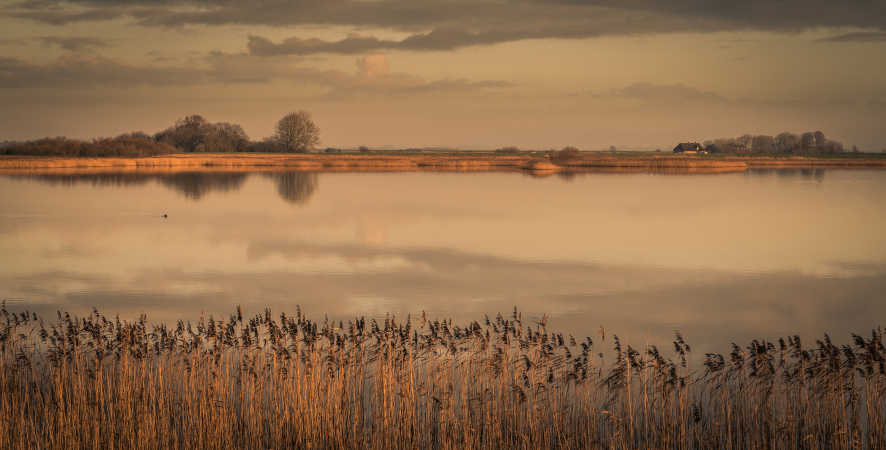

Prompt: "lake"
[2,168,885,355]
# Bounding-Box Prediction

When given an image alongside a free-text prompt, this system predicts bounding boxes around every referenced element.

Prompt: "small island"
[1,113,884,174]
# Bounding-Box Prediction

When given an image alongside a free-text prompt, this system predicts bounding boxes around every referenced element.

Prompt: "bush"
[1,135,176,157]
[551,146,580,164]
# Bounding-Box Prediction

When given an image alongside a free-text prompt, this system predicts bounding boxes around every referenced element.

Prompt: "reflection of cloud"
[356,219,387,245]
[4,248,886,358]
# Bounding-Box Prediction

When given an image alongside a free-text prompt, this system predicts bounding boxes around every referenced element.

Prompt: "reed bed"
[1,303,883,449]
[5,153,884,174]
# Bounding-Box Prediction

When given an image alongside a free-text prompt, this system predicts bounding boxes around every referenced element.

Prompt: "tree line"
[0,111,320,157]
[703,131,852,155]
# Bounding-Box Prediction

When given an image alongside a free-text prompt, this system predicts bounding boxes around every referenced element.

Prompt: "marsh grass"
[1,303,883,449]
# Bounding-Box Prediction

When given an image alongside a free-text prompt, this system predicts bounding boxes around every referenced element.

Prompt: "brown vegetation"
[1,153,885,175]
[550,146,580,165]
[1,303,884,449]
[0,135,177,157]
[703,131,846,155]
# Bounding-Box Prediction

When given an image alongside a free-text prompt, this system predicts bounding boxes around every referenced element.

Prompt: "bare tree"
[814,130,826,148]
[775,132,800,153]
[751,135,775,153]
[275,111,320,153]
[801,132,816,152]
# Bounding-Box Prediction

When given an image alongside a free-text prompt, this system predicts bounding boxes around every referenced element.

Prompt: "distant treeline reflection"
[10,171,318,204]
[746,168,826,180]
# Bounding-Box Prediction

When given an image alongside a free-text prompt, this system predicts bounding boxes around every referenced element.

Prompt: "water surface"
[2,169,885,355]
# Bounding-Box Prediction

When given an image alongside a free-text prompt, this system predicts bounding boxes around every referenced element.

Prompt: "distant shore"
[2,152,885,174]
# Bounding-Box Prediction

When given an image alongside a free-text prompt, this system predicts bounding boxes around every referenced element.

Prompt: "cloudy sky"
[1,0,885,149]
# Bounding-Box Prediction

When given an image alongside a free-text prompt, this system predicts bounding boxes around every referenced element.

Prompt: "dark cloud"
[6,1,885,62]
[39,36,109,51]
[247,34,394,56]
[8,0,885,46]
[8,7,130,25]
[819,31,886,43]
[0,55,223,88]
[247,27,605,55]
[595,82,730,104]
[0,53,512,100]
[0,52,510,98]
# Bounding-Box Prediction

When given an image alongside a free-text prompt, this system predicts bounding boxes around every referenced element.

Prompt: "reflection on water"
[7,171,319,204]
[263,172,318,205]
[1,169,885,356]
[157,172,248,200]
[747,168,827,181]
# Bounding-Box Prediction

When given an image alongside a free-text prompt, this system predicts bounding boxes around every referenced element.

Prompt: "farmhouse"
[673,142,704,154]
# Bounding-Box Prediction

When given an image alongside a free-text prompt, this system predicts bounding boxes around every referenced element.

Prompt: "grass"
[1,303,884,449]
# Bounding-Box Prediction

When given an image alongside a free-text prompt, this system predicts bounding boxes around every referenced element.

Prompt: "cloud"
[8,0,885,48]
[0,55,225,88]
[39,36,109,51]
[356,53,390,78]
[247,34,393,56]
[8,6,129,25]
[0,51,510,99]
[596,82,730,104]
[819,31,886,43]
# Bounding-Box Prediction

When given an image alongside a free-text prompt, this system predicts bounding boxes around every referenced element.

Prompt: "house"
[673,142,705,154]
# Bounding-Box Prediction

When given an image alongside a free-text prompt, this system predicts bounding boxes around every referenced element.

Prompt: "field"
[1,303,884,449]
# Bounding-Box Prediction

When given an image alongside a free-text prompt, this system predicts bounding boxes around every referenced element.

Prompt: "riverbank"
[1,153,885,174]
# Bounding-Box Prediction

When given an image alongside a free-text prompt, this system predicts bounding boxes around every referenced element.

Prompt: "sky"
[1,0,885,150]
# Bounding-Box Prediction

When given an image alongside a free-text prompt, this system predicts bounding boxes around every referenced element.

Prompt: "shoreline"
[2,153,885,174]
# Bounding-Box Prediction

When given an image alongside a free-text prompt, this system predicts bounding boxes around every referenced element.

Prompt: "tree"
[155,115,211,152]
[751,135,775,154]
[775,132,800,153]
[814,131,826,148]
[275,111,320,153]
[154,115,250,153]
[801,132,816,152]
[203,122,249,153]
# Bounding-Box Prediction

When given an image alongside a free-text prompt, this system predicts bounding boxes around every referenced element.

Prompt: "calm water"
[2,169,885,354]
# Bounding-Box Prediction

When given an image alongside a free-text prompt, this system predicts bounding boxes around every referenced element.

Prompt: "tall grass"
[1,303,883,449]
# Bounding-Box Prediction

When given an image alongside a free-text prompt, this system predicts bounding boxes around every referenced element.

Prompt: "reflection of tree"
[156,173,248,200]
[749,169,826,181]
[8,171,319,203]
[264,172,318,205]
[16,173,154,187]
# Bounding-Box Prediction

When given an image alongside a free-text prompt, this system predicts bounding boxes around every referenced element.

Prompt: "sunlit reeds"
[3,152,885,174]
[1,303,883,449]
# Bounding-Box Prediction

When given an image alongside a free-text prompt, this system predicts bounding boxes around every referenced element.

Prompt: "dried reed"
[1,303,883,449]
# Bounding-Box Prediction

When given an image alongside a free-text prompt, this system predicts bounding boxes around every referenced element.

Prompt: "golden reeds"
[1,303,883,449]
[3,153,884,174]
